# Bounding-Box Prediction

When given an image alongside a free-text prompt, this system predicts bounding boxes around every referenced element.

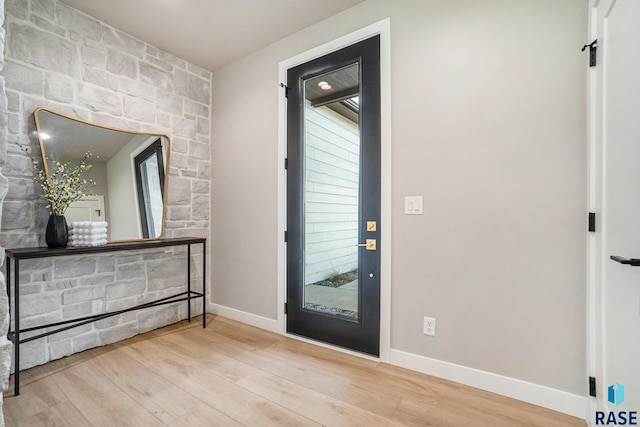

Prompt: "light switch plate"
[404,196,423,215]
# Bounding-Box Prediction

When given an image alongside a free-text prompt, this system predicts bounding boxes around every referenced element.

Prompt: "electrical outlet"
[423,317,436,337]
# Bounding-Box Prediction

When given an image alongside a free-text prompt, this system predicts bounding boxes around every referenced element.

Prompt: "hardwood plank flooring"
[3,315,586,426]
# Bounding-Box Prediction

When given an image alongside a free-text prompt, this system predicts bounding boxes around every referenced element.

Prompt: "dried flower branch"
[21,145,97,215]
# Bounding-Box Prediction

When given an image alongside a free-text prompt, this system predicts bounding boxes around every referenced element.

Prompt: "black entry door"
[286,36,381,356]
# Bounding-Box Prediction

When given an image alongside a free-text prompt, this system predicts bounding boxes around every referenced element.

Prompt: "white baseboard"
[209,303,281,333]
[206,305,586,420]
[389,349,587,419]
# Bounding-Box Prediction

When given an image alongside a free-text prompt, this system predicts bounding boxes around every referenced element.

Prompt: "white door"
[589,0,640,422]
[65,195,105,223]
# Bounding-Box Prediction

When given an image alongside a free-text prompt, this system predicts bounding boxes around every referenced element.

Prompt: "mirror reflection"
[34,108,170,241]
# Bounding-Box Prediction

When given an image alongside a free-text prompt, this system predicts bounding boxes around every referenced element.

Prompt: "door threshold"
[284,331,381,362]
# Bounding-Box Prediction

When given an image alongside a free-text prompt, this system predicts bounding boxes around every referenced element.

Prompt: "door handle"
[610,255,640,266]
[356,239,377,250]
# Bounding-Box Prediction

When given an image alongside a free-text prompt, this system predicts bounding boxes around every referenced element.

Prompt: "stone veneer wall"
[0,0,211,372]
[0,0,13,423]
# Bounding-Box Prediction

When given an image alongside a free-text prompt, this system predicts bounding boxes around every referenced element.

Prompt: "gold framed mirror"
[33,107,171,242]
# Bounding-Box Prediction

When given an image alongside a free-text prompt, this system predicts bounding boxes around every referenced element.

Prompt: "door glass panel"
[302,62,360,319]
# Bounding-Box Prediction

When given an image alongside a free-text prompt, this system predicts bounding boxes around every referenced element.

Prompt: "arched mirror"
[34,108,170,241]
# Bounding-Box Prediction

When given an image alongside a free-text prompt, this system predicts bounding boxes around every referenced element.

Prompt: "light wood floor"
[3,314,585,426]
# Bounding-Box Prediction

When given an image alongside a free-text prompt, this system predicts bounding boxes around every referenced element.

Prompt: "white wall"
[106,135,146,240]
[211,0,586,403]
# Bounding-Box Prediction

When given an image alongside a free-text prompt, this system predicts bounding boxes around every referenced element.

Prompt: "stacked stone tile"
[0,0,13,424]
[0,0,211,375]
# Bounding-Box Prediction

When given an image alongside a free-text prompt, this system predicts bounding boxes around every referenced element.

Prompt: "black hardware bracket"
[589,376,597,398]
[610,255,640,266]
[588,212,596,232]
[582,40,598,67]
[280,83,290,98]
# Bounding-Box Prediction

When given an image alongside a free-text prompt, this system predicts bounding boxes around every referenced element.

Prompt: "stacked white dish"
[69,221,108,247]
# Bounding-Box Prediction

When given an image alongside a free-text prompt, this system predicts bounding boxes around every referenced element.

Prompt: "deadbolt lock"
[356,239,377,251]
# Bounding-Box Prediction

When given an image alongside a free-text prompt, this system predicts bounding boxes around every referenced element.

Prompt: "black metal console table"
[5,237,207,396]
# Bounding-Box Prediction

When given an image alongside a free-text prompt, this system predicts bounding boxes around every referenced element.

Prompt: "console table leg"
[187,244,192,323]
[14,259,20,396]
[202,241,206,328]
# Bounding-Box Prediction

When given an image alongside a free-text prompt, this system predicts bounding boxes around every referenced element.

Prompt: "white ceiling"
[61,0,365,72]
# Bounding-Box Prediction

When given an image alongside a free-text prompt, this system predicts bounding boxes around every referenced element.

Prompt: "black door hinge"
[589,212,596,232]
[284,302,288,314]
[284,230,288,242]
[284,158,288,170]
[582,40,597,67]
[589,376,597,397]
[280,83,290,98]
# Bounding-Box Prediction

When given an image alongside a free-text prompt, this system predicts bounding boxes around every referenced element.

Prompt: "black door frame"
[134,138,165,239]
[285,35,381,356]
